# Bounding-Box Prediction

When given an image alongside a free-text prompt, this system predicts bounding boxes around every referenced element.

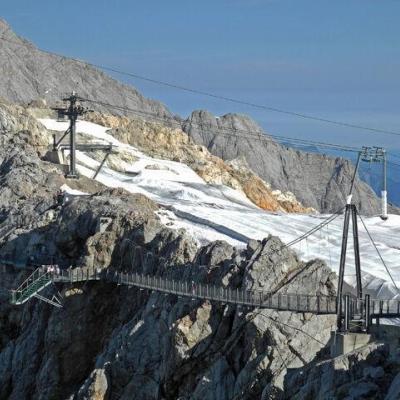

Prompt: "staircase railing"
[11,267,54,305]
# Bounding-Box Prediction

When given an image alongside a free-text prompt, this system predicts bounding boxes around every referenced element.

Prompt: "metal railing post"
[344,295,350,331]
[365,294,371,332]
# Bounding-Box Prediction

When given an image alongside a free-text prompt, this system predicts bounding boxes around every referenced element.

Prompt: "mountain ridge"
[0,18,394,215]
[182,109,395,215]
[0,18,170,118]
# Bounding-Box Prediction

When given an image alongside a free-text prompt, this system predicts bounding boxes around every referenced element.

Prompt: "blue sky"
[2,0,400,149]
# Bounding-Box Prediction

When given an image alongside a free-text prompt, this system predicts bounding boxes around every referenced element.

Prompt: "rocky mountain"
[0,19,170,118]
[183,110,391,215]
[1,68,400,400]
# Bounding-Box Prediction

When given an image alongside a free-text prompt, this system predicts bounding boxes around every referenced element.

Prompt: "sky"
[2,0,400,150]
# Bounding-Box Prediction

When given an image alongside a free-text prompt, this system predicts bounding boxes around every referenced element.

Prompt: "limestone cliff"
[182,110,392,215]
[0,19,169,118]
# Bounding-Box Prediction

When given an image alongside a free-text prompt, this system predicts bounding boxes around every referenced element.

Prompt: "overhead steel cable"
[387,160,400,168]
[284,210,343,249]
[82,98,400,171]
[1,35,400,138]
[85,66,400,137]
[81,96,361,154]
[358,214,400,293]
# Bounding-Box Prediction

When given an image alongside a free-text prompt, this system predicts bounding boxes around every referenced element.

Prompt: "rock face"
[285,342,400,400]
[0,193,338,399]
[0,19,170,118]
[182,110,387,215]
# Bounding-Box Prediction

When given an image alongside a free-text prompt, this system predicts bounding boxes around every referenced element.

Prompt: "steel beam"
[351,205,363,300]
[337,204,351,330]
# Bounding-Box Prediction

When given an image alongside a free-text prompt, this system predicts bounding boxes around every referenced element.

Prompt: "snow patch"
[60,184,88,196]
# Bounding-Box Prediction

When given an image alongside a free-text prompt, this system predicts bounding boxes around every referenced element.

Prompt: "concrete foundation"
[330,331,372,357]
[370,325,400,354]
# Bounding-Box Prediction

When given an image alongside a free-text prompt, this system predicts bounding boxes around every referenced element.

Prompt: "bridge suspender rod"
[352,205,363,300]
[365,294,371,332]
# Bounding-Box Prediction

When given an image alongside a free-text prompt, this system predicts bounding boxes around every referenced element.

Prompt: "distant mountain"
[280,142,400,207]
[0,19,170,118]
[182,110,398,215]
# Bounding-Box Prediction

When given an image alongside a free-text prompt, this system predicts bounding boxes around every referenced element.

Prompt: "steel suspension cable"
[284,210,343,249]
[358,214,400,293]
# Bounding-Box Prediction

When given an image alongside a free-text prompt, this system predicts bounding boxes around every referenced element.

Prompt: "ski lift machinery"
[360,146,388,220]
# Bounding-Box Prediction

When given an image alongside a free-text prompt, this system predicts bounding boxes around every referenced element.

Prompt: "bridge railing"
[49,267,337,313]
[370,298,400,316]
[11,265,400,322]
[111,270,337,314]
[11,267,53,304]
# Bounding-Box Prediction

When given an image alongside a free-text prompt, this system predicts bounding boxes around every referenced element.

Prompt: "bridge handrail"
[13,267,52,296]
[51,267,338,313]
[9,265,400,318]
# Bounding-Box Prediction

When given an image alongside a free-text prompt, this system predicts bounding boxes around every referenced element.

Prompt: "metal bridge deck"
[7,265,400,329]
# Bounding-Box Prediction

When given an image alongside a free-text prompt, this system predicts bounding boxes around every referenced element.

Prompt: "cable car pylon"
[361,146,388,220]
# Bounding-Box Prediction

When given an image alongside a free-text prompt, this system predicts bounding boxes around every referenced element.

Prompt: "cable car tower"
[52,92,88,178]
[360,146,387,220]
[52,92,113,179]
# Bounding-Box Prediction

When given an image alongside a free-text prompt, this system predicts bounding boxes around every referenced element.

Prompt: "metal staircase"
[10,268,53,305]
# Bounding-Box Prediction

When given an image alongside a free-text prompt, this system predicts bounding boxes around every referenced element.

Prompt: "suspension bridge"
[4,254,400,334]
